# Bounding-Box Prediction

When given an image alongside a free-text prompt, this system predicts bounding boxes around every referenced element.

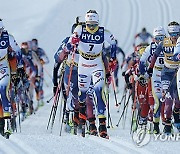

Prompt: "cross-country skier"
[139,26,166,134]
[0,19,25,137]
[133,27,153,48]
[148,21,180,134]
[53,18,97,135]
[31,39,49,106]
[68,10,117,138]
[104,39,125,93]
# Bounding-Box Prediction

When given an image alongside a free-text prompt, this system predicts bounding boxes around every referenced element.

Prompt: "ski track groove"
[100,0,110,28]
[110,137,153,154]
[0,138,16,154]
[157,0,164,26]
[159,0,167,27]
[123,0,134,52]
[124,0,140,53]
[88,135,132,154]
[164,0,172,21]
[118,0,132,50]
[0,135,38,154]
[163,0,169,24]
[158,0,171,28]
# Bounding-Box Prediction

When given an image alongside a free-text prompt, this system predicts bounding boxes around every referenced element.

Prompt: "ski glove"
[71,36,80,45]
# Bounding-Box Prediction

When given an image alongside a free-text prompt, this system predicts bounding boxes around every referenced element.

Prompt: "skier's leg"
[86,85,97,135]
[0,60,11,135]
[152,69,162,134]
[136,81,149,125]
[92,67,108,138]
[161,71,175,134]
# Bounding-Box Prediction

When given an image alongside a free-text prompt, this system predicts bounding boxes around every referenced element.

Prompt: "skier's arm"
[68,25,82,45]
[139,45,150,75]
[149,42,163,69]
[147,42,163,77]
[104,30,116,60]
[9,34,24,68]
[173,37,180,61]
[39,48,49,64]
[54,37,70,63]
[53,62,61,86]
[104,30,117,72]
[124,69,133,89]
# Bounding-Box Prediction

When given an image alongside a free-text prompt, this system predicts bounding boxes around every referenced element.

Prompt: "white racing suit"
[139,41,165,123]
[69,25,116,123]
[0,30,22,118]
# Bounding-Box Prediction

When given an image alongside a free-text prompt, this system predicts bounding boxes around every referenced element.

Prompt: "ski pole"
[46,62,65,130]
[116,92,131,127]
[44,66,53,80]
[103,85,113,128]
[59,46,76,134]
[111,73,118,107]
[50,90,62,132]
[117,91,126,113]
[122,91,131,129]
[59,98,66,136]
[107,85,110,128]
[66,45,76,96]
[14,84,22,133]
[103,85,110,128]
[47,96,54,103]
[118,86,127,105]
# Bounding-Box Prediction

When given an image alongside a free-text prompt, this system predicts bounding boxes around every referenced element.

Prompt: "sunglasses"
[154,35,165,41]
[87,24,98,29]
[169,32,179,37]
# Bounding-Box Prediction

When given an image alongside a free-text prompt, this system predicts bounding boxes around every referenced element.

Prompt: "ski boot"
[153,122,160,134]
[79,102,86,137]
[29,100,34,115]
[99,118,109,139]
[88,117,98,136]
[163,119,173,135]
[4,116,12,139]
[64,110,72,133]
[39,99,44,107]
[173,108,180,132]
[0,118,5,136]
[73,110,79,135]
[21,103,26,121]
